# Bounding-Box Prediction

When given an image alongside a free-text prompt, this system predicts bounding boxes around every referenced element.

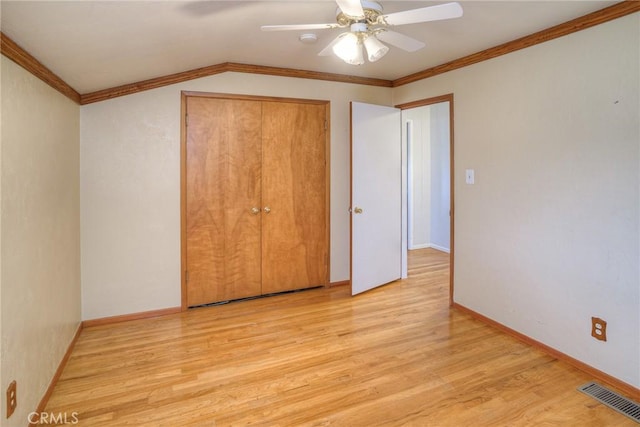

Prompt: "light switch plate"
[465,169,475,184]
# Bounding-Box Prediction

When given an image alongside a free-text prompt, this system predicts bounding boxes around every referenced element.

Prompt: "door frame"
[180,91,331,311]
[396,94,455,306]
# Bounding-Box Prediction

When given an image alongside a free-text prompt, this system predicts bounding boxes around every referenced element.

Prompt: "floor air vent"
[578,382,640,423]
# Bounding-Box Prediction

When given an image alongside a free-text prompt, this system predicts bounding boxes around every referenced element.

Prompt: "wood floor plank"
[44,249,636,426]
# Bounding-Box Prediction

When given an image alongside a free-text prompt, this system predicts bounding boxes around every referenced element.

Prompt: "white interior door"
[351,102,402,295]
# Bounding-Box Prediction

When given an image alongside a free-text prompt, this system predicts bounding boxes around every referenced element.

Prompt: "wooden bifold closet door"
[184,94,328,307]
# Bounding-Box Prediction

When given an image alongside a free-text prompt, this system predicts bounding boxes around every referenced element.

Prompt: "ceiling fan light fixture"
[332,32,364,65]
[344,43,365,65]
[363,35,389,62]
[263,1,463,65]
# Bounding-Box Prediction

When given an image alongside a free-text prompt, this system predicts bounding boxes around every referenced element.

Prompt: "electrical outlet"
[6,380,17,418]
[591,317,607,342]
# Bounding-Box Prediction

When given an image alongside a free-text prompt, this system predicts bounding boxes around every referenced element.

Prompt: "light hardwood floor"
[44,249,635,426]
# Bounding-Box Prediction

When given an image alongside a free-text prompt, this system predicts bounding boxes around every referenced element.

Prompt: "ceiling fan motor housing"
[336,1,383,26]
[350,22,368,33]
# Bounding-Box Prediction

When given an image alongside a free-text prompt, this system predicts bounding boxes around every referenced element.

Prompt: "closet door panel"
[186,97,262,306]
[261,102,328,293]
[223,100,263,300]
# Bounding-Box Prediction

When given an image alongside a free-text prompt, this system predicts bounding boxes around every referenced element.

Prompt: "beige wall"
[394,13,640,387]
[405,106,433,249]
[80,73,392,320]
[1,57,81,425]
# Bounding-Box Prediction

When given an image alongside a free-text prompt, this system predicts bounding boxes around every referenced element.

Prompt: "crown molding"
[79,63,227,105]
[0,32,81,103]
[79,63,392,105]
[392,0,640,87]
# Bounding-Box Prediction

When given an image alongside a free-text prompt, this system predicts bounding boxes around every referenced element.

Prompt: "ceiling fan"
[261,0,463,65]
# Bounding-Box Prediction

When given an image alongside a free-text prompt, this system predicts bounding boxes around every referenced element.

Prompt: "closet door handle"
[251,207,260,215]
[263,207,271,214]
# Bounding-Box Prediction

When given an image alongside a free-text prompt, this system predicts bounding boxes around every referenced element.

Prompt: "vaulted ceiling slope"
[1,1,637,105]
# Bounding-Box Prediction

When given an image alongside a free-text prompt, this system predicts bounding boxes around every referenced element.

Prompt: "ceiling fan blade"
[261,23,340,31]
[318,33,348,56]
[382,2,463,26]
[336,0,365,18]
[376,30,425,52]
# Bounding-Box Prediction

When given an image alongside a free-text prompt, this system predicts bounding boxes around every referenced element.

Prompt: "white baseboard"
[429,244,450,253]
[409,243,450,253]
[409,243,431,250]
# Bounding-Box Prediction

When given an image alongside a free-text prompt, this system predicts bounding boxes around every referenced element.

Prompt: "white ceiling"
[0,1,620,94]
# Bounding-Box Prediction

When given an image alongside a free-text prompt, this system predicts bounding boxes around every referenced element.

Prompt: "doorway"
[398,94,454,305]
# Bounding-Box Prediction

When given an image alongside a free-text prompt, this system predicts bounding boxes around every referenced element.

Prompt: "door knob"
[354,207,363,214]
[264,207,271,214]
[251,207,260,215]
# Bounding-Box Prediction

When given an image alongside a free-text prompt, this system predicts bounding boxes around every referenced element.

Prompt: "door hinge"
[324,120,328,130]
[185,271,189,282]
[185,114,189,127]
